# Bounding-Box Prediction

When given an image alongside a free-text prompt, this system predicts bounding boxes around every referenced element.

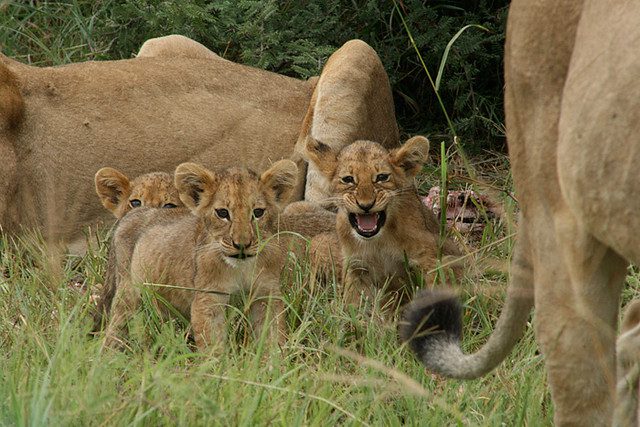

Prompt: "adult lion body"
[401,1,640,425]
[0,36,398,250]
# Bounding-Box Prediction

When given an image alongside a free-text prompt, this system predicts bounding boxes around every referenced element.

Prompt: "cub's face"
[175,161,297,261]
[305,136,429,239]
[95,168,183,219]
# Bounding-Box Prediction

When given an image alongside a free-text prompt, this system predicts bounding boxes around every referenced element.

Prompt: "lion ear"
[174,163,218,210]
[305,137,337,178]
[389,136,430,177]
[95,167,132,216]
[260,159,298,208]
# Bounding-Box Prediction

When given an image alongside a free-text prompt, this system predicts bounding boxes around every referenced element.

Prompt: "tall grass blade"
[435,24,489,92]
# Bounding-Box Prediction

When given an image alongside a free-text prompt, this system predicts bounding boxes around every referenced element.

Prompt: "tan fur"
[615,300,640,426]
[101,160,297,351]
[279,201,336,242]
[95,167,183,218]
[402,1,640,424]
[0,61,24,228]
[0,36,398,251]
[294,39,399,203]
[305,136,460,309]
[137,34,225,60]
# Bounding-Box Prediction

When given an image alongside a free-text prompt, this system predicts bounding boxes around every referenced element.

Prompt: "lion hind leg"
[102,275,141,350]
[399,229,534,379]
[614,300,640,427]
[535,219,627,426]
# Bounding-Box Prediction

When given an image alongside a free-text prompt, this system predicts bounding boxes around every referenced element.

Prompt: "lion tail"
[399,242,534,379]
[0,60,24,130]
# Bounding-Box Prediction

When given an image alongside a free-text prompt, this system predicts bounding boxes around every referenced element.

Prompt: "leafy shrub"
[0,0,508,151]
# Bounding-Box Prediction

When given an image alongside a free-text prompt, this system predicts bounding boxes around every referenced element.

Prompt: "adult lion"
[400,1,640,425]
[0,35,398,251]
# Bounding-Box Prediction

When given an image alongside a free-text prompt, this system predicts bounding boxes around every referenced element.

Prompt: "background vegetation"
[0,0,508,151]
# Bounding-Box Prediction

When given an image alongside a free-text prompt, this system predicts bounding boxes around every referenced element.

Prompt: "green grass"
[1,227,554,426]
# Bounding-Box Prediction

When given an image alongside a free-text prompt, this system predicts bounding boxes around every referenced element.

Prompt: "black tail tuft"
[399,289,463,356]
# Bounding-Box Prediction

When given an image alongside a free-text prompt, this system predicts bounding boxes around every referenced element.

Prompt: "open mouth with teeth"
[348,211,387,238]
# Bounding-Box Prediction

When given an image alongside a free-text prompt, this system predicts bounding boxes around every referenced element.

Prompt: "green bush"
[0,0,508,151]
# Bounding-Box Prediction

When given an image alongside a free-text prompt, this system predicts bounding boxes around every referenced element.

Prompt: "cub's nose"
[232,241,251,251]
[357,201,375,212]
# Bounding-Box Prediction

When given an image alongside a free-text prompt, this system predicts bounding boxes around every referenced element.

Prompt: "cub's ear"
[260,159,298,208]
[174,163,218,210]
[389,136,430,177]
[95,167,131,215]
[305,137,337,178]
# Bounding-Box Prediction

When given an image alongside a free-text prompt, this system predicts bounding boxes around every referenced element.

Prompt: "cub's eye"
[129,199,142,208]
[340,175,355,184]
[253,208,265,219]
[215,208,230,219]
[163,203,177,209]
[375,173,390,183]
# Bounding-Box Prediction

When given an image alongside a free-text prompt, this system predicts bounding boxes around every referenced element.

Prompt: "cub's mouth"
[228,252,255,260]
[348,211,386,238]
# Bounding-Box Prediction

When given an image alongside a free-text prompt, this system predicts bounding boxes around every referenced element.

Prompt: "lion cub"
[305,136,460,308]
[101,160,297,351]
[95,167,183,218]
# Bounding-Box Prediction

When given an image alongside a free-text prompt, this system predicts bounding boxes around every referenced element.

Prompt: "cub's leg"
[533,217,627,426]
[103,274,141,350]
[248,279,286,348]
[309,232,342,283]
[412,250,442,287]
[190,293,230,352]
[343,260,375,307]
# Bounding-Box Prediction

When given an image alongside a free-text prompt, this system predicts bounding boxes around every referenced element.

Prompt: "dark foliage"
[1,0,508,151]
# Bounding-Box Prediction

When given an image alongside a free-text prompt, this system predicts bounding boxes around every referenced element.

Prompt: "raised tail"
[399,238,534,379]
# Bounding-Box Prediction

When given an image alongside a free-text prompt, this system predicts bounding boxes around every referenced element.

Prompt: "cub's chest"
[195,250,261,293]
[348,241,408,282]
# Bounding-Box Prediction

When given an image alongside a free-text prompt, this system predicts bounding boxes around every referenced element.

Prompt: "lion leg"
[614,300,640,426]
[103,275,141,350]
[309,232,342,284]
[343,261,375,307]
[248,284,286,349]
[533,219,627,425]
[190,293,229,353]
